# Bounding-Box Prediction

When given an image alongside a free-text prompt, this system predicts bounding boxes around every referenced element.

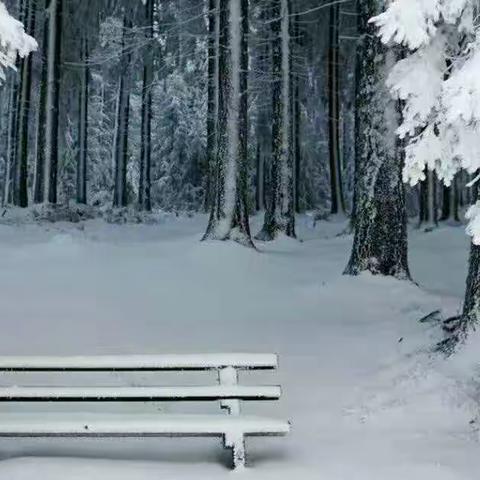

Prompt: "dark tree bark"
[440,176,459,222]
[204,0,218,212]
[291,0,302,214]
[113,14,131,208]
[14,0,36,207]
[33,6,48,204]
[441,184,480,352]
[138,0,154,211]
[43,0,63,204]
[327,1,345,215]
[3,73,20,205]
[460,240,480,331]
[293,57,301,214]
[254,6,271,212]
[440,184,450,220]
[418,170,439,228]
[76,36,89,205]
[256,0,295,241]
[203,0,253,246]
[344,0,410,279]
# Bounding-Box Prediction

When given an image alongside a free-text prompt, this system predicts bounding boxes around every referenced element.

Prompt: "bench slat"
[0,385,281,401]
[0,354,278,371]
[0,413,290,436]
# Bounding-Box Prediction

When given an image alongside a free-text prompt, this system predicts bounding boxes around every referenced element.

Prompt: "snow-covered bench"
[0,354,290,469]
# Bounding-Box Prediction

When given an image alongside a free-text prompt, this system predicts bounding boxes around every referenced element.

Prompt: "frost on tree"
[0,0,37,206]
[113,14,132,209]
[138,0,154,212]
[371,0,480,337]
[256,0,295,241]
[43,0,63,204]
[344,0,409,279]
[13,0,37,208]
[0,1,37,80]
[203,0,253,246]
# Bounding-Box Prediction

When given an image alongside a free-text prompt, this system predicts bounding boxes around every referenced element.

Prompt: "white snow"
[0,353,278,370]
[0,413,290,436]
[371,0,469,50]
[0,214,478,479]
[0,385,281,400]
[0,1,37,81]
[372,0,480,240]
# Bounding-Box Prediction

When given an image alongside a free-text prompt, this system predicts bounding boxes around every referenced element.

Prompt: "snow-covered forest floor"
[0,214,478,479]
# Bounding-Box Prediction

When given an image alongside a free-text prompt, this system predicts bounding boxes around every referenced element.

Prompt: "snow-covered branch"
[372,0,480,242]
[0,1,37,81]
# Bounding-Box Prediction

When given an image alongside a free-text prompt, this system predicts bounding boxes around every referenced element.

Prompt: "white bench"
[0,354,290,469]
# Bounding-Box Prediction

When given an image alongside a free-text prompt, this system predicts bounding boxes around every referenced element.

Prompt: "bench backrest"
[0,354,278,371]
[0,354,281,415]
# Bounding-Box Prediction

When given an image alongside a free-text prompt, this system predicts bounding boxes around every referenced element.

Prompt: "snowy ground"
[0,213,478,479]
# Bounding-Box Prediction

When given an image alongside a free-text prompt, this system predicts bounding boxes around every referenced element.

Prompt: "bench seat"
[0,413,290,437]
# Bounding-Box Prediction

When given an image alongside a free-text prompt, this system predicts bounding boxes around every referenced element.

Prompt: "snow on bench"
[0,353,278,371]
[0,354,290,469]
[0,385,281,401]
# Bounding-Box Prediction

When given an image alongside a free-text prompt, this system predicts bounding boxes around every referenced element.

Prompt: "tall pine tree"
[344,0,409,278]
[203,0,252,246]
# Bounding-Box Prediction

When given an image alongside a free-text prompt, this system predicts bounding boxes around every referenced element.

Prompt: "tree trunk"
[203,0,253,246]
[445,184,480,349]
[14,0,36,207]
[327,1,345,215]
[76,36,89,205]
[418,170,438,228]
[460,241,480,331]
[440,184,450,221]
[4,0,26,206]
[291,0,302,214]
[113,15,131,208]
[451,175,459,222]
[33,6,48,204]
[254,6,270,212]
[204,0,218,212]
[43,0,63,204]
[439,180,459,222]
[3,73,20,206]
[344,0,410,279]
[427,170,438,227]
[256,0,295,241]
[139,0,154,211]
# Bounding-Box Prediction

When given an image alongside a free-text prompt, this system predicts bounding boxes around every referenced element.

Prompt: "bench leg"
[224,433,246,469]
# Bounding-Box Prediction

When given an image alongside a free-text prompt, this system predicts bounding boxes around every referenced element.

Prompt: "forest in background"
[2,0,480,349]
[1,0,469,223]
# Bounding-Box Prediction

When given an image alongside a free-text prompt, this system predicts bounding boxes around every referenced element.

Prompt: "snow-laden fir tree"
[256,0,296,240]
[0,1,36,79]
[203,0,253,245]
[344,0,410,278]
[371,0,480,340]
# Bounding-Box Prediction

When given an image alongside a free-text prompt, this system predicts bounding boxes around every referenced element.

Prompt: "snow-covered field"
[0,213,478,479]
